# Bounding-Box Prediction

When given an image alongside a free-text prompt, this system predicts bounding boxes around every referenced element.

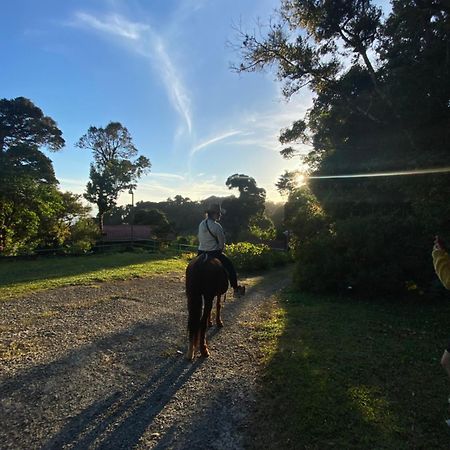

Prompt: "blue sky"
[2,0,311,205]
[1,0,388,206]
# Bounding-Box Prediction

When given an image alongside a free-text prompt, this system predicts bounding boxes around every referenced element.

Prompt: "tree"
[222,174,267,241]
[77,122,151,232]
[0,97,64,152]
[133,208,171,237]
[235,1,450,293]
[0,97,65,253]
[103,205,131,225]
[276,170,302,196]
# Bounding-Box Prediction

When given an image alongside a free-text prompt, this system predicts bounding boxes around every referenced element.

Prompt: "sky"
[1,0,313,206]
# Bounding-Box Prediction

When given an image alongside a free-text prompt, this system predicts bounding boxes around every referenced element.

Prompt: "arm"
[214,222,225,250]
[432,249,450,290]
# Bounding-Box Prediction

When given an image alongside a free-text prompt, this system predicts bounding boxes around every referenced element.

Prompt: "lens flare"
[307,166,450,180]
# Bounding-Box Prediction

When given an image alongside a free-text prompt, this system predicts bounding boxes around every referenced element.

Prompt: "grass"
[0,251,188,300]
[247,289,450,449]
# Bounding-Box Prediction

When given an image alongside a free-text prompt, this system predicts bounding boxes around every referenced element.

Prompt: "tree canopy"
[0,97,64,152]
[222,174,268,241]
[0,98,68,254]
[235,0,450,294]
[77,122,151,232]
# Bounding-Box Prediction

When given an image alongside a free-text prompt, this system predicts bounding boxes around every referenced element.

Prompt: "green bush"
[226,242,291,272]
[293,213,434,295]
[65,218,100,254]
[175,235,198,246]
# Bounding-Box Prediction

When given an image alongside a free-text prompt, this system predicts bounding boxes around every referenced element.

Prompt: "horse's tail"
[186,257,203,346]
[187,292,202,348]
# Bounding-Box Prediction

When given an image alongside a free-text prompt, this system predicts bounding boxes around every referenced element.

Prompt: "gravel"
[0,269,289,450]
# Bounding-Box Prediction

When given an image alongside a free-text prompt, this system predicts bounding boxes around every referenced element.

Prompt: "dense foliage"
[0,98,95,255]
[226,242,292,272]
[236,0,450,294]
[76,122,151,232]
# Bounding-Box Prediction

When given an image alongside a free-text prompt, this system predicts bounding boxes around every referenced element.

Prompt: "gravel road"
[0,267,290,450]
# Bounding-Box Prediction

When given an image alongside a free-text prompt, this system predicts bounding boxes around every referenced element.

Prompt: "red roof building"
[102,225,152,241]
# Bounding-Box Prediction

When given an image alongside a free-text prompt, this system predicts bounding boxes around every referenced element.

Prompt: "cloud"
[73,11,148,40]
[231,91,313,155]
[148,172,186,180]
[151,38,192,134]
[69,11,193,135]
[126,174,231,204]
[190,130,243,156]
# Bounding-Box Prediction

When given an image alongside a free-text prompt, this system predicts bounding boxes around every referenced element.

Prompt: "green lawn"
[248,289,450,449]
[0,252,188,300]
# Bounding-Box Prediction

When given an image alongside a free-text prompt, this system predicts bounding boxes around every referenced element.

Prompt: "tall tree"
[235,0,450,293]
[76,122,151,232]
[133,208,171,237]
[0,97,65,253]
[222,174,267,240]
[0,97,64,152]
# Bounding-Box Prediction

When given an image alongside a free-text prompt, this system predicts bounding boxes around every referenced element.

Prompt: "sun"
[295,172,306,186]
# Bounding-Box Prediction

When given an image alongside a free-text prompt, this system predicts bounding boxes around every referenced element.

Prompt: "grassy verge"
[0,252,188,300]
[248,289,450,449]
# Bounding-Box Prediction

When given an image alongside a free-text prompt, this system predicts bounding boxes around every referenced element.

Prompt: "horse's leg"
[186,294,202,361]
[207,297,213,328]
[216,294,223,328]
[200,295,213,357]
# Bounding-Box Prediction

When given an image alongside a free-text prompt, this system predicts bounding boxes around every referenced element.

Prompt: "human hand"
[434,235,446,251]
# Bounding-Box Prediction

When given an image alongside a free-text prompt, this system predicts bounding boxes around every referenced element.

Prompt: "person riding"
[197,204,245,297]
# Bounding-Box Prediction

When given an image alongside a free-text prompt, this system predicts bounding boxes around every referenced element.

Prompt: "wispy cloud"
[132,174,230,203]
[191,130,243,156]
[73,11,148,40]
[152,38,192,134]
[232,91,313,154]
[149,172,186,180]
[69,11,193,135]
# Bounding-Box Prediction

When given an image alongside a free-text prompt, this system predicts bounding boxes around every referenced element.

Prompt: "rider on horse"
[197,204,245,298]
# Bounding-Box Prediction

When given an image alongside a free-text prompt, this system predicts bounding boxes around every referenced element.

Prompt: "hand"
[434,235,445,251]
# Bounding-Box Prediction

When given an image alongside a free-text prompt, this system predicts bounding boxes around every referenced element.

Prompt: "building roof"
[102,225,152,241]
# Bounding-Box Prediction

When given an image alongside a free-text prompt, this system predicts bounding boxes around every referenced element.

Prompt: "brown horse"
[185,254,228,360]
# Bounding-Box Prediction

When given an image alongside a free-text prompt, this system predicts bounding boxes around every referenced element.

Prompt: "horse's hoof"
[200,347,210,357]
[216,320,223,328]
[207,321,213,328]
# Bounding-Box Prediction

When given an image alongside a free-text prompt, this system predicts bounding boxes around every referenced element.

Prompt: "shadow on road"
[0,265,292,449]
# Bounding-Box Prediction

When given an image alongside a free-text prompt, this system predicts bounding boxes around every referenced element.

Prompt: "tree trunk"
[98,212,104,234]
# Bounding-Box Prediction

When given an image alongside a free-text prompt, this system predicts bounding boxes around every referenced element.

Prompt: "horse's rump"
[185,255,229,360]
[185,255,228,298]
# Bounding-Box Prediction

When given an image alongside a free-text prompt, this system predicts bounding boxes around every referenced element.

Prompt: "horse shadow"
[42,355,204,449]
[1,272,281,449]
[0,316,205,449]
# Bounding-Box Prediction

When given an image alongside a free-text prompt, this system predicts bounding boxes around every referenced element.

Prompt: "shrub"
[226,242,291,272]
[293,212,433,295]
[65,218,100,254]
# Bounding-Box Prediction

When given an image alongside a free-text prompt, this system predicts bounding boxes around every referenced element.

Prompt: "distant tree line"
[104,175,285,243]
[236,0,450,295]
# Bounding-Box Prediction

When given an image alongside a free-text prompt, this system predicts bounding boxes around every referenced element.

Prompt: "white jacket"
[198,218,225,251]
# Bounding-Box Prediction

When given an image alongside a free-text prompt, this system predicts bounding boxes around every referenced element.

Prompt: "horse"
[185,254,229,360]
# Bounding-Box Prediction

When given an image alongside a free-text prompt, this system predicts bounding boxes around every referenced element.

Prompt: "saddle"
[197,253,226,273]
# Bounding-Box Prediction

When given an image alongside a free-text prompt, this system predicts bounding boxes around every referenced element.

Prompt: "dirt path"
[0,266,291,449]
